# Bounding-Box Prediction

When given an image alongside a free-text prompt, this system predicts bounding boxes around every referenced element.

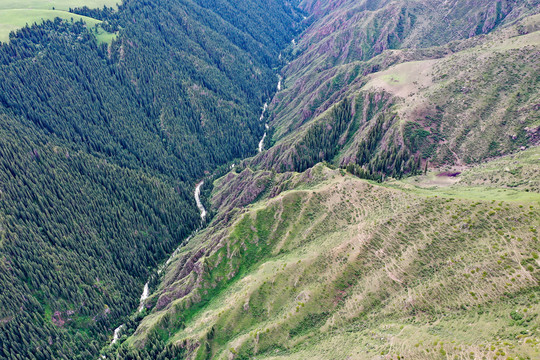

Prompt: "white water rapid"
[258,72,283,153]
[137,282,149,312]
[111,325,125,344]
[194,181,207,221]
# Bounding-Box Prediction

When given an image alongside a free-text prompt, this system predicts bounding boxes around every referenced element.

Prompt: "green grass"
[122,160,540,359]
[0,0,117,11]
[399,146,540,200]
[0,0,118,43]
[397,183,540,203]
[379,73,406,85]
[94,26,116,43]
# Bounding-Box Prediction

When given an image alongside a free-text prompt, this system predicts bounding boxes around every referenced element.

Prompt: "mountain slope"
[255,10,540,180]
[122,150,540,359]
[112,1,540,359]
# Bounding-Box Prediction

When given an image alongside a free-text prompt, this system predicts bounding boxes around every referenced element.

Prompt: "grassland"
[402,147,540,195]
[0,0,118,43]
[119,150,540,359]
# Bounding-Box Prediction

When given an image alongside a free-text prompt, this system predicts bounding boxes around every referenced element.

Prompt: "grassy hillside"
[0,0,118,43]
[118,147,540,359]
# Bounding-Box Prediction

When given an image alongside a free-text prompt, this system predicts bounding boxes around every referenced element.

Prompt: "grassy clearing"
[393,181,540,203]
[399,146,540,201]
[0,0,118,11]
[0,0,118,43]
[363,59,436,99]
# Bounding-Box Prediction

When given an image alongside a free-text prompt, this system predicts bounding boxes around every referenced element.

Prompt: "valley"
[108,1,540,358]
[0,0,302,358]
[0,0,538,359]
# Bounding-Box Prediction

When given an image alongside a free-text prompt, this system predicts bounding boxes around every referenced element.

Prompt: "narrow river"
[258,102,268,153]
[111,325,124,345]
[109,73,278,348]
[258,74,282,153]
[108,181,207,346]
[137,283,149,312]
[194,181,207,221]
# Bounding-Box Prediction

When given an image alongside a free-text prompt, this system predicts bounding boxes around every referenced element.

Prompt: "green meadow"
[0,0,118,43]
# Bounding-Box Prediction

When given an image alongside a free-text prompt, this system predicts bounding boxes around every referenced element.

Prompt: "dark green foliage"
[355,115,386,166]
[403,122,430,154]
[345,163,383,182]
[0,112,198,360]
[0,0,301,358]
[292,98,352,172]
[289,93,421,180]
[354,111,422,179]
[105,331,186,360]
[264,126,276,150]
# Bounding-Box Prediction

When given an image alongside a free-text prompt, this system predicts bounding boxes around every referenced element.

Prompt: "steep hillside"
[0,0,302,359]
[257,2,540,179]
[119,148,540,359]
